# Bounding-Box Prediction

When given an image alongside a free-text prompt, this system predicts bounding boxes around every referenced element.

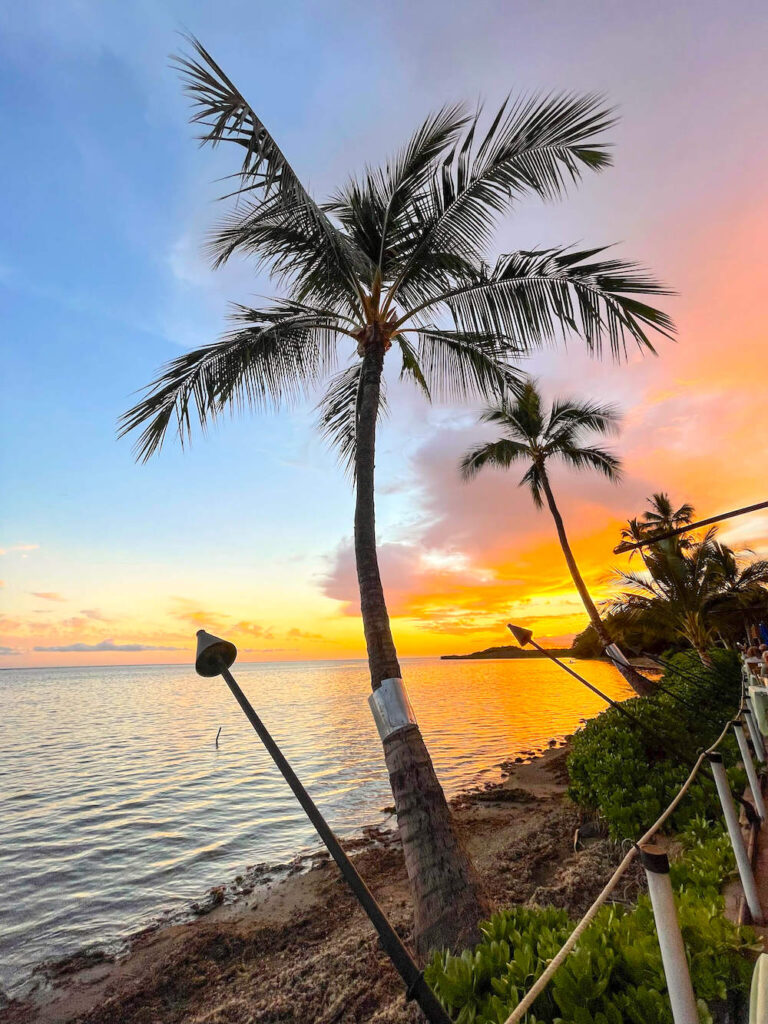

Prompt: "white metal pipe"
[734,721,766,819]
[744,706,766,764]
[708,752,763,924]
[639,844,699,1024]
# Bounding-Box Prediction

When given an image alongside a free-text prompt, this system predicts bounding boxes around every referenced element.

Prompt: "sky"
[1,0,767,669]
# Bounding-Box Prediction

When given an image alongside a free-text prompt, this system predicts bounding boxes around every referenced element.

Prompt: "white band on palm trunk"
[369,678,418,740]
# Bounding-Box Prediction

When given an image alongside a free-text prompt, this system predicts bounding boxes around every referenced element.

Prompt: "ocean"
[0,657,631,995]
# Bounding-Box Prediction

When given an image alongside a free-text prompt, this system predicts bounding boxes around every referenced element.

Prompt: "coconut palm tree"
[610,530,768,663]
[698,541,768,642]
[619,494,695,560]
[611,529,721,663]
[461,381,656,695]
[119,37,673,952]
[640,492,695,549]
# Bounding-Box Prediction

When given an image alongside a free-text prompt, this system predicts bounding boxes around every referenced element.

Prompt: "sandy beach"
[3,741,646,1024]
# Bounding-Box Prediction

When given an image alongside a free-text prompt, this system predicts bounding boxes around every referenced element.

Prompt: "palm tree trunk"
[354,333,487,956]
[539,471,657,697]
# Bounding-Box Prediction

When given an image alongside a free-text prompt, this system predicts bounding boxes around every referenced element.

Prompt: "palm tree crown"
[119,37,673,462]
[610,528,768,659]
[461,379,622,502]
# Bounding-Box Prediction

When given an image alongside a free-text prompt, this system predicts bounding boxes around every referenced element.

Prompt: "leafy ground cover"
[426,820,759,1024]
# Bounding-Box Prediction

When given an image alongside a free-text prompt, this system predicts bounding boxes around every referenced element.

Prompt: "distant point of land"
[441,645,573,660]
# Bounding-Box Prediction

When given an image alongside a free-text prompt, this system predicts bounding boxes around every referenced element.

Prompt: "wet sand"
[3,741,648,1024]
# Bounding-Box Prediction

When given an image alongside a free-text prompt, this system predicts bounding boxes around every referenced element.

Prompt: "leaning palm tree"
[119,37,673,953]
[461,381,656,695]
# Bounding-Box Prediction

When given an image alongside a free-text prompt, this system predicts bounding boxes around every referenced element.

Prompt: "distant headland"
[441,645,573,660]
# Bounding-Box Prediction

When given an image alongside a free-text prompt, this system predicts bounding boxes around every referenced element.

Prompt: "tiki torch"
[194,629,451,1024]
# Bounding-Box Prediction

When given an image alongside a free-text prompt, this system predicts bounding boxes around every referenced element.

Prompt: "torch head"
[195,629,238,677]
[507,623,534,647]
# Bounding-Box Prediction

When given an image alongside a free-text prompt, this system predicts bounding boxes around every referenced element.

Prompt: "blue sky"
[2,0,767,666]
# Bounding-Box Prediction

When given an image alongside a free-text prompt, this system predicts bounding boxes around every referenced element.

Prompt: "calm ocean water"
[0,657,631,995]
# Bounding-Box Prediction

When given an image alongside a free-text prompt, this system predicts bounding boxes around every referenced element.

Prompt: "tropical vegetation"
[426,821,758,1024]
[571,493,768,660]
[460,380,655,695]
[120,37,674,952]
[567,649,745,839]
[610,495,768,663]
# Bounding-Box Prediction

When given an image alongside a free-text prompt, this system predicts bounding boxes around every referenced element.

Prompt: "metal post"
[707,752,763,924]
[217,662,452,1024]
[744,706,766,764]
[638,844,699,1024]
[733,721,766,819]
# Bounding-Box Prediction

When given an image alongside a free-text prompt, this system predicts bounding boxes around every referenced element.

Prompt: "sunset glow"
[1,1,766,669]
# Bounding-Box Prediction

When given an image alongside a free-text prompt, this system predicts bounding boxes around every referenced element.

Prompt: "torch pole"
[217,661,452,1024]
[507,627,645,725]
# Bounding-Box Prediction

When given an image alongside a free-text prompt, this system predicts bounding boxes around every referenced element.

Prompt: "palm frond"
[325,104,468,276]
[546,396,621,437]
[387,93,616,308]
[397,337,431,400]
[477,380,543,440]
[208,193,367,315]
[401,246,674,358]
[175,36,312,203]
[412,329,526,402]
[316,363,387,479]
[174,36,362,311]
[460,438,529,480]
[557,444,623,481]
[519,462,545,508]
[119,304,341,461]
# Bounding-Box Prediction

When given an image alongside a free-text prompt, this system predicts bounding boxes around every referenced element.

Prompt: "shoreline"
[3,737,645,1024]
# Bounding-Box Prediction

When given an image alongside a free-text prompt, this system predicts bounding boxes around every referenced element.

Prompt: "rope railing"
[501,678,755,1024]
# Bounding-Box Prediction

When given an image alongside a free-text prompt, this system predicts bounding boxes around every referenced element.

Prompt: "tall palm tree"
[461,381,656,695]
[119,38,673,953]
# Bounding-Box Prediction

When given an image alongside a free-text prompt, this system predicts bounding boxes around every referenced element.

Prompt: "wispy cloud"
[0,544,39,556]
[0,645,21,656]
[33,639,181,653]
[287,627,326,641]
[80,608,109,621]
[30,592,66,602]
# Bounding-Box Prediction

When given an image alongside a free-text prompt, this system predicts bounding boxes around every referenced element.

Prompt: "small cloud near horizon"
[30,592,66,602]
[0,544,39,556]
[287,627,326,641]
[33,639,181,653]
[0,645,21,655]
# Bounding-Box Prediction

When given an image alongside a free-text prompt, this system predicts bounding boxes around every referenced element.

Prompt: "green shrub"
[425,822,758,1024]
[567,650,745,839]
